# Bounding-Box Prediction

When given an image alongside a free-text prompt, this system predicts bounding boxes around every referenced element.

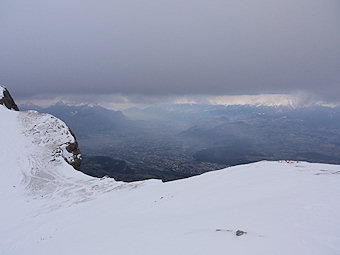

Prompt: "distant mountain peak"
[55,100,67,106]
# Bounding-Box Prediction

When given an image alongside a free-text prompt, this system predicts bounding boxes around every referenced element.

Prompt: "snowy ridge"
[20,110,77,167]
[0,106,141,210]
[0,104,340,254]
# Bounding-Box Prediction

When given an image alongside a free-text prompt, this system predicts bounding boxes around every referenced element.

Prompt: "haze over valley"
[21,102,340,181]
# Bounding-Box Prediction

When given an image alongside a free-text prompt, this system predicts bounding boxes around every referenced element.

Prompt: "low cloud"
[17,92,338,110]
[1,0,340,102]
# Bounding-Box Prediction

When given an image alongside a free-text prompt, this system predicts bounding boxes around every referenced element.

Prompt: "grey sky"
[1,0,340,103]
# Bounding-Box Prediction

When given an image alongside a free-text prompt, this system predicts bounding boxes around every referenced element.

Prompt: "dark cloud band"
[1,0,339,102]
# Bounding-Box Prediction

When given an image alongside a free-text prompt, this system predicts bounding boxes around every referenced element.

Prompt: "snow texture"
[0,85,5,99]
[0,104,340,255]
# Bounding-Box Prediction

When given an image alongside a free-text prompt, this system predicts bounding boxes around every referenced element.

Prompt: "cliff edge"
[0,84,81,170]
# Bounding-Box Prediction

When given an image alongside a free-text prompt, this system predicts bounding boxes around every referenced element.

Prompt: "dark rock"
[236,230,247,236]
[215,229,232,232]
[64,129,82,170]
[0,86,19,111]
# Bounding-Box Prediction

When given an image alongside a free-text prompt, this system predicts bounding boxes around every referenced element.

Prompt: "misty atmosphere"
[2,0,340,182]
[21,102,340,181]
[1,0,340,254]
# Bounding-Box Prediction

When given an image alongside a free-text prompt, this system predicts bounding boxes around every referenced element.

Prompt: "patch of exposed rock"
[64,129,82,170]
[236,230,247,236]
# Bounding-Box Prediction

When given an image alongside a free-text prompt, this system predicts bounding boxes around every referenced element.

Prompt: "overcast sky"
[1,0,339,105]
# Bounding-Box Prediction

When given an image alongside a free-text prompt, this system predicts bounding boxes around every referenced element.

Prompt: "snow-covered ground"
[0,104,340,255]
[0,86,4,98]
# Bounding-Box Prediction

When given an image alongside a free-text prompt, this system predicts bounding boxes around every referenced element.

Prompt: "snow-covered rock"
[0,85,81,170]
[0,94,340,254]
[20,109,82,170]
[0,85,19,111]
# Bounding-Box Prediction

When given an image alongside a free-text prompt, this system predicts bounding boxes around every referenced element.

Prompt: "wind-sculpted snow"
[20,110,83,169]
[15,108,146,211]
[0,106,144,210]
[20,110,76,165]
[0,104,340,255]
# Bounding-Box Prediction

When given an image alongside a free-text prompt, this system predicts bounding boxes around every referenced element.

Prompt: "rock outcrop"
[64,129,82,170]
[0,86,19,111]
[0,84,82,170]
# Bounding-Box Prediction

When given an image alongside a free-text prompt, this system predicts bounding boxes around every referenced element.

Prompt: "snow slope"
[0,104,340,255]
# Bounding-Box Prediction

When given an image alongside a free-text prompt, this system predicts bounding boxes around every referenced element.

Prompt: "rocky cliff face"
[64,129,82,170]
[0,85,82,170]
[0,86,19,111]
